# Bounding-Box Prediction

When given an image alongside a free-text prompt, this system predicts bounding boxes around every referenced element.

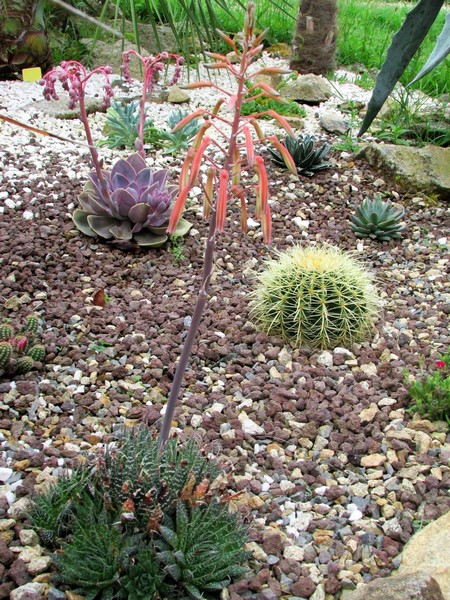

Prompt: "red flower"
[436,360,446,369]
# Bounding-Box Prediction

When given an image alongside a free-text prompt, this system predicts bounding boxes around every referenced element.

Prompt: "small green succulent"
[250,245,381,349]
[0,314,45,378]
[156,501,249,599]
[156,109,201,155]
[268,133,332,176]
[350,196,405,241]
[100,100,159,150]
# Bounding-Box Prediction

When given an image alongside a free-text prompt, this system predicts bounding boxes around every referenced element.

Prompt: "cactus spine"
[250,245,381,349]
[0,315,45,378]
[0,324,12,341]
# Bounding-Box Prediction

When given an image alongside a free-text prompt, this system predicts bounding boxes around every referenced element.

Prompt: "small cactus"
[0,324,12,340]
[0,315,45,378]
[0,341,13,368]
[15,356,34,374]
[27,344,46,362]
[350,196,405,241]
[23,315,40,335]
[250,245,381,349]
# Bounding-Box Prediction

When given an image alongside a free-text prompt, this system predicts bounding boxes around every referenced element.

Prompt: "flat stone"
[360,454,386,468]
[283,74,332,104]
[319,110,350,135]
[345,572,444,600]
[396,510,450,597]
[358,144,450,200]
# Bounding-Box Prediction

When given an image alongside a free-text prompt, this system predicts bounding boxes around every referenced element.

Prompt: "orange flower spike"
[204,51,228,61]
[192,121,212,150]
[261,205,272,243]
[243,125,255,168]
[167,185,190,234]
[255,185,261,219]
[255,156,269,213]
[180,82,215,89]
[253,67,291,76]
[232,148,241,186]
[203,167,215,219]
[204,62,230,70]
[216,169,229,233]
[179,148,194,191]
[249,118,265,141]
[212,98,225,116]
[252,28,270,47]
[268,135,297,176]
[247,81,281,98]
[189,136,211,186]
[171,109,205,132]
[216,29,238,51]
[266,110,297,137]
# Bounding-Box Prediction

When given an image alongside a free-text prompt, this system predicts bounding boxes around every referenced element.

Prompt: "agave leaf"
[72,209,96,237]
[409,12,450,85]
[87,215,116,239]
[133,231,168,248]
[358,0,445,137]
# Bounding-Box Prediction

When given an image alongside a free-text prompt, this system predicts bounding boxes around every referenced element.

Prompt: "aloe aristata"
[158,2,296,448]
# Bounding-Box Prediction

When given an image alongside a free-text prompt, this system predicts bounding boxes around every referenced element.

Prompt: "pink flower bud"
[436,360,446,369]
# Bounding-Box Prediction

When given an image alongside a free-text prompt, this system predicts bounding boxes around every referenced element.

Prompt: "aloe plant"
[359,0,449,136]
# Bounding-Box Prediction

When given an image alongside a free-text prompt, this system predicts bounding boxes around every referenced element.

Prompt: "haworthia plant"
[358,0,449,137]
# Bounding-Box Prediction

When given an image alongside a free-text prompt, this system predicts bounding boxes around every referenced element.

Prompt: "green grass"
[55,1,448,98]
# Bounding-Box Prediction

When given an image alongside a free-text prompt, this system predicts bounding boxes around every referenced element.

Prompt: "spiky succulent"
[157,109,201,155]
[0,315,45,378]
[100,100,158,150]
[250,245,381,349]
[72,153,192,248]
[29,427,249,599]
[268,133,332,176]
[351,196,405,241]
[155,501,249,599]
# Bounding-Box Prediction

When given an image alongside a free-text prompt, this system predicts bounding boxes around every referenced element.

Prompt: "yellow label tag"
[22,67,42,82]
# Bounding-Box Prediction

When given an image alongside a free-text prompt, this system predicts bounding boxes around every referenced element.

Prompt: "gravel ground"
[0,55,449,599]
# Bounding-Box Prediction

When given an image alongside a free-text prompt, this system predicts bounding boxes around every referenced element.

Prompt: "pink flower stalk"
[121,50,184,157]
[40,61,113,184]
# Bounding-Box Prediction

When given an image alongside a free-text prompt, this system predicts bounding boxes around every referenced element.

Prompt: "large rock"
[344,572,444,600]
[319,109,350,134]
[396,510,450,598]
[282,74,332,104]
[358,143,450,200]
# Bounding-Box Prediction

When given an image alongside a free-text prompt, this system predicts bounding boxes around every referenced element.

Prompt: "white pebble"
[22,210,34,220]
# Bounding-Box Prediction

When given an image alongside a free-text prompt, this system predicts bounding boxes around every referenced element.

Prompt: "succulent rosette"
[72,153,191,248]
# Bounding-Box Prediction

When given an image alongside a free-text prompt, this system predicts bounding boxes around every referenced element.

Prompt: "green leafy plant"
[29,427,249,598]
[156,108,201,155]
[170,235,185,263]
[350,196,405,241]
[156,501,249,599]
[405,350,450,423]
[0,314,45,378]
[268,133,332,177]
[241,87,306,120]
[250,245,381,349]
[100,100,159,150]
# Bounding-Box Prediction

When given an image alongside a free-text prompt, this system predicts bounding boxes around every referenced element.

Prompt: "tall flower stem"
[158,49,249,451]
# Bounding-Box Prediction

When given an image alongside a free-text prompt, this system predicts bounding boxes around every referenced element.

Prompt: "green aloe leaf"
[358,0,445,137]
[408,12,450,85]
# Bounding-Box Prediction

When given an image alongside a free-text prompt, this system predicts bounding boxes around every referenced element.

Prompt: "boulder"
[282,74,332,104]
[345,572,444,600]
[396,510,450,598]
[319,109,350,134]
[358,143,450,200]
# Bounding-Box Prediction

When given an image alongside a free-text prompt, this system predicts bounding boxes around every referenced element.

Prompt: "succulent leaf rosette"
[72,153,192,248]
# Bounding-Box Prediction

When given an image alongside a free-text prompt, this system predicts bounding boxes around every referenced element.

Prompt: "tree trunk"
[290,0,338,76]
[0,0,51,79]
